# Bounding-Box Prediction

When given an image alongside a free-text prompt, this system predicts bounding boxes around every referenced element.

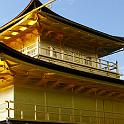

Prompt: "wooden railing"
[19,43,120,78]
[1,101,124,123]
[19,43,38,57]
[39,47,118,72]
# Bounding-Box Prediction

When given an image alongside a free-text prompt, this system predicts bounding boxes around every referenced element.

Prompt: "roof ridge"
[0,0,42,31]
[16,0,42,19]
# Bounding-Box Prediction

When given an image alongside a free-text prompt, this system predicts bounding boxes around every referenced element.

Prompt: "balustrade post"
[116,61,119,73]
[72,108,75,122]
[21,110,23,119]
[99,59,102,69]
[79,110,82,123]
[36,36,41,55]
[6,101,10,119]
[46,113,50,121]
[72,53,74,62]
[96,58,98,69]
[107,61,110,71]
[116,61,119,78]
[61,50,64,60]
[34,105,37,120]
[25,47,27,55]
[58,107,61,121]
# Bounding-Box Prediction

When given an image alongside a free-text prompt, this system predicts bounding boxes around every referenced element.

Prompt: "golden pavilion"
[0,0,124,123]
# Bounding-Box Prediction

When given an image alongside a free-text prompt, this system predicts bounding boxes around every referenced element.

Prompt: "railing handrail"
[20,45,117,68]
[18,44,119,76]
[41,47,117,66]
[2,100,124,122]
[4,101,124,116]
[40,47,118,71]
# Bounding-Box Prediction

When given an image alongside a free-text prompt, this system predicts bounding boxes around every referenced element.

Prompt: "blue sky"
[0,0,124,78]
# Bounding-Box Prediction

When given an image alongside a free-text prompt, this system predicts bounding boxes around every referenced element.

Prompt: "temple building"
[0,0,124,123]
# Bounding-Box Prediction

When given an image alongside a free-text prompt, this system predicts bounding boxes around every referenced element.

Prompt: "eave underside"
[0,42,124,99]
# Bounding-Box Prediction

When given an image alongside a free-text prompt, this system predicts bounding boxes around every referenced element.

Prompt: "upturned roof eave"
[39,10,124,44]
[1,0,124,44]
[0,0,41,32]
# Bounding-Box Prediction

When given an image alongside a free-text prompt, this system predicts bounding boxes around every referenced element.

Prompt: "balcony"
[0,101,124,123]
[19,42,120,78]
